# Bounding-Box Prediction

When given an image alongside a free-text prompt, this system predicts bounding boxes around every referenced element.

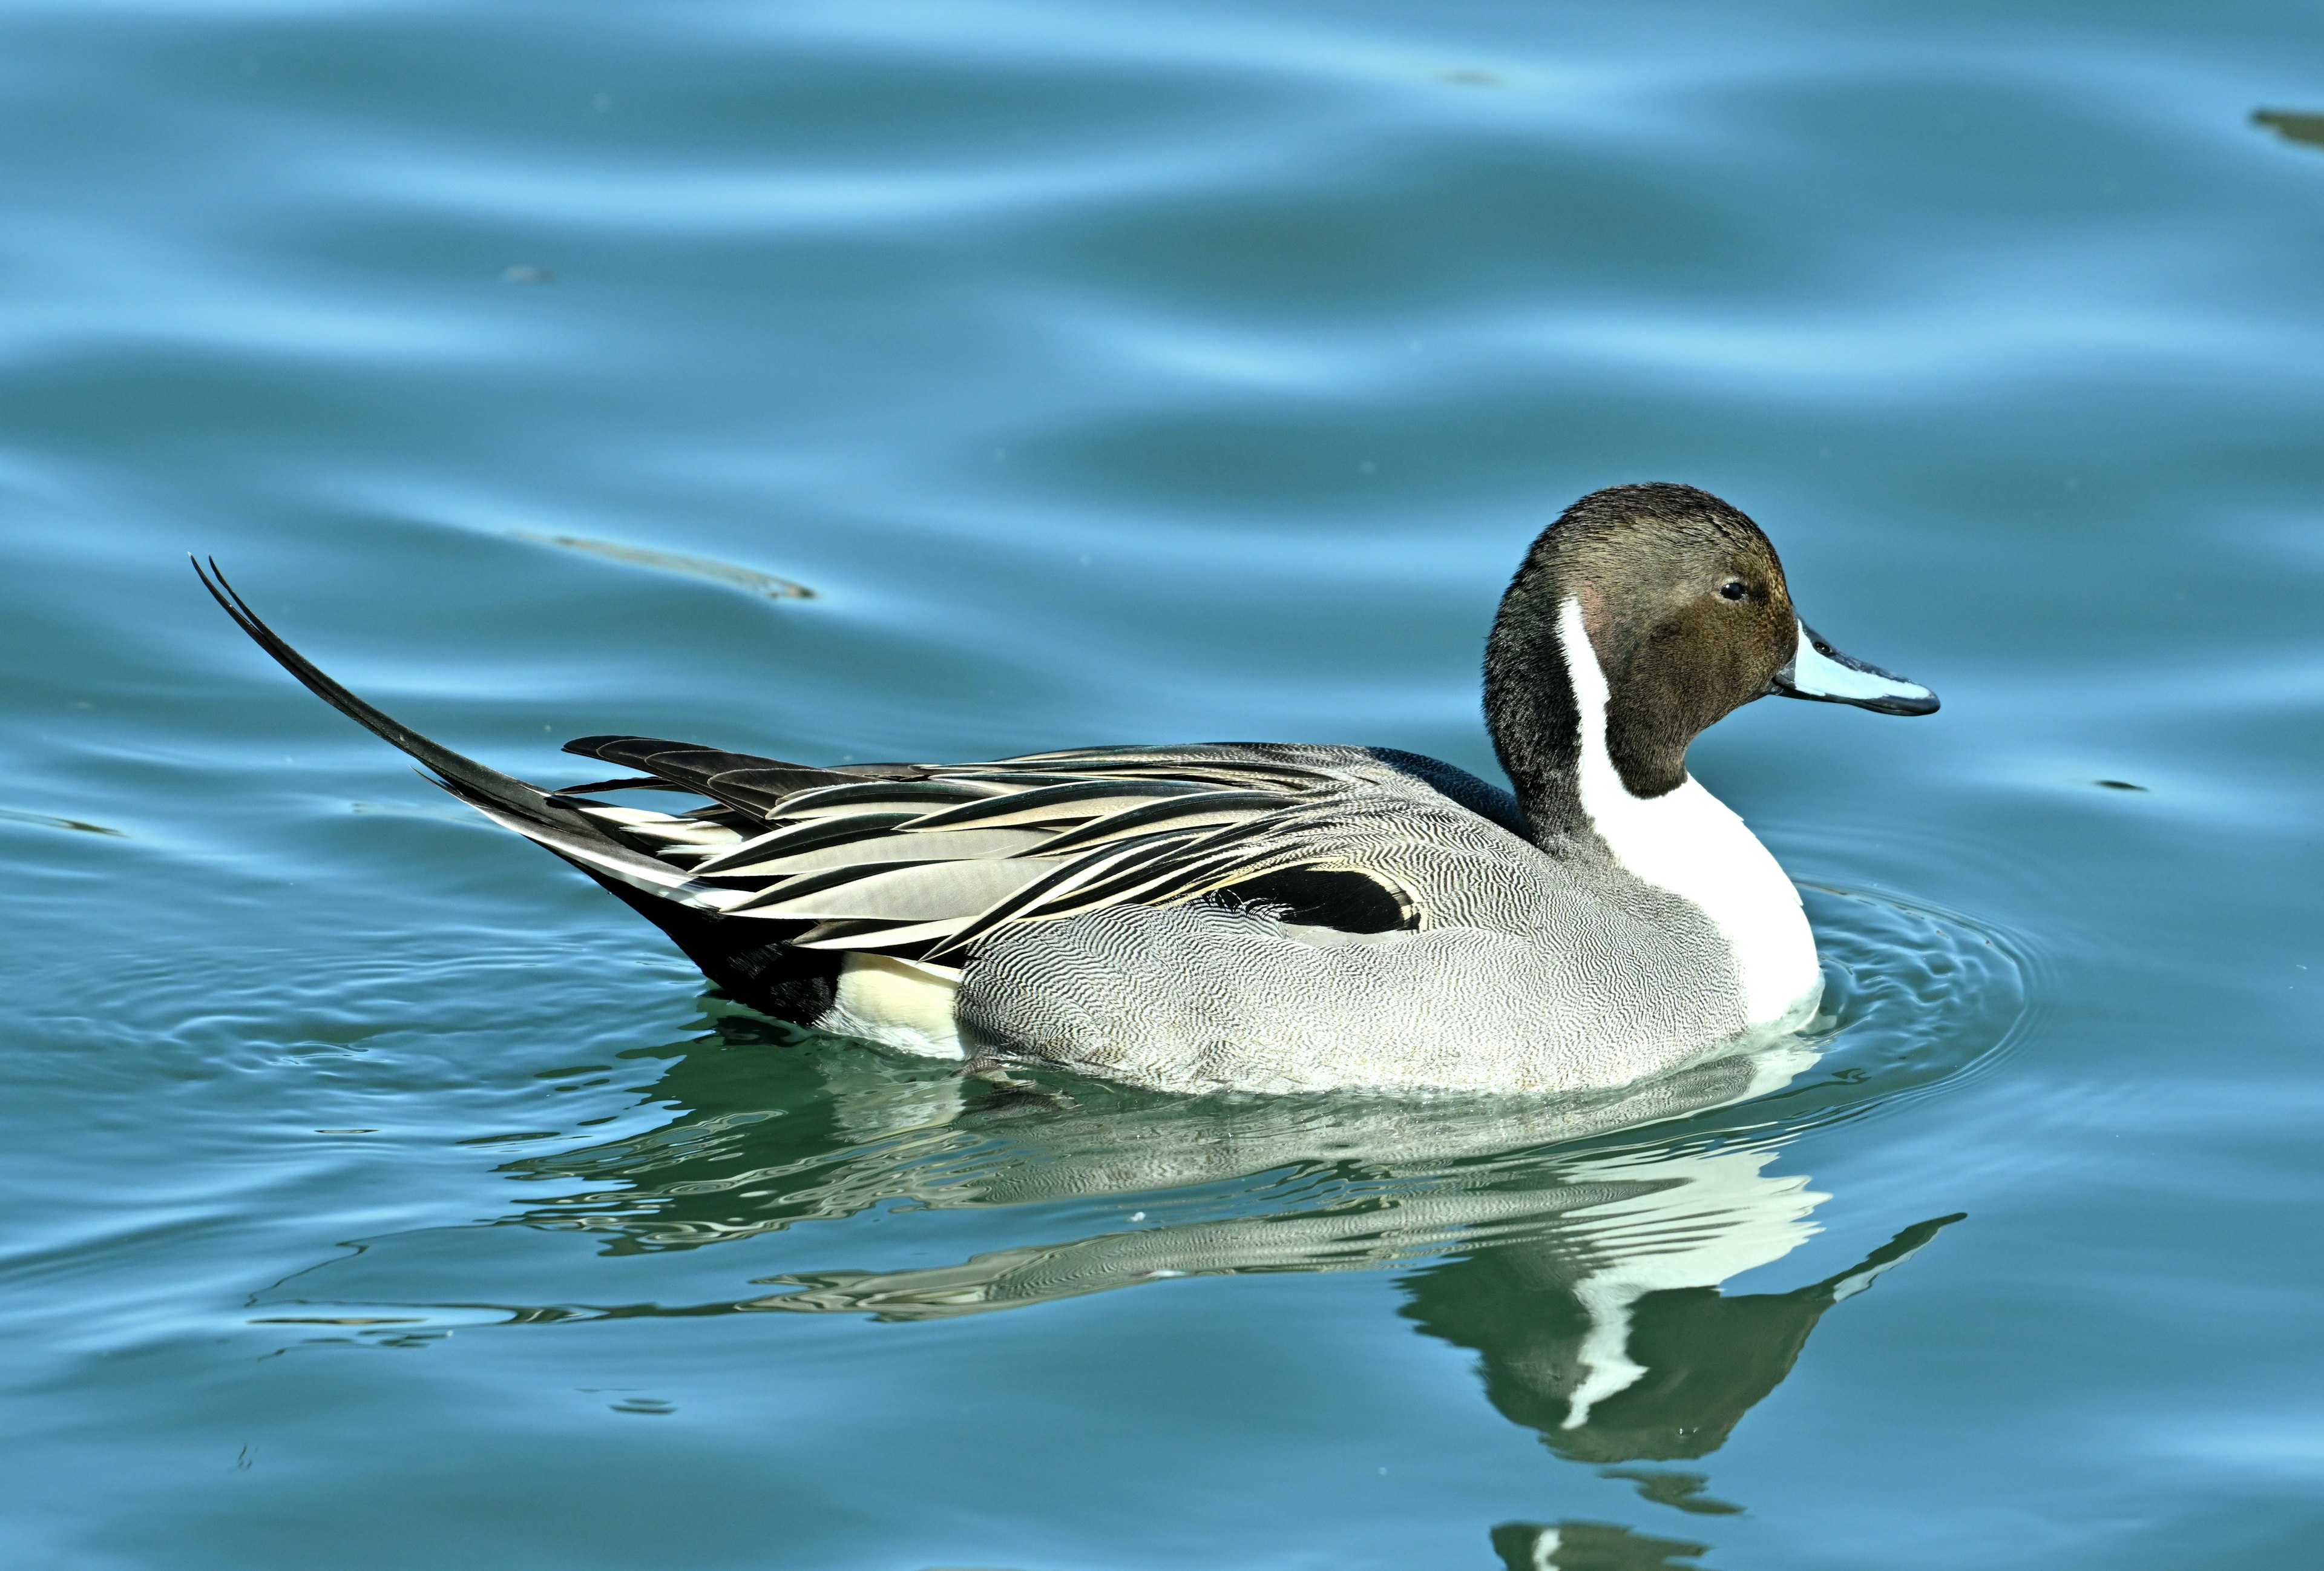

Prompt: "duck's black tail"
[191,559,841,1020]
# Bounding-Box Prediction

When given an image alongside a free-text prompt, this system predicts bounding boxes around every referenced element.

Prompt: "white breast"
[1557,598,1821,1029]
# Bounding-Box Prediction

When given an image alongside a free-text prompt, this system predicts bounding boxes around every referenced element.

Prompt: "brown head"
[1484,483,1935,841]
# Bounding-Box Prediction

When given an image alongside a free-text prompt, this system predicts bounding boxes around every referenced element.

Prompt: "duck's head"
[1485,482,1935,834]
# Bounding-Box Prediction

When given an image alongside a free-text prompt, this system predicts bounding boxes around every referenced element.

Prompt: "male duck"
[199,482,1934,1095]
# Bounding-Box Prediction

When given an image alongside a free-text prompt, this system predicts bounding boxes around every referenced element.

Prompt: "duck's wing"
[195,556,1440,977]
[560,737,1426,967]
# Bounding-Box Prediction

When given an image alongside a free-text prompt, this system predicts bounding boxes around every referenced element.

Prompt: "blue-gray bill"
[1769,621,1940,716]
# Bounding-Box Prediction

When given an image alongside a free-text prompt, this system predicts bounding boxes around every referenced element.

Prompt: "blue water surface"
[3,2,2321,1567]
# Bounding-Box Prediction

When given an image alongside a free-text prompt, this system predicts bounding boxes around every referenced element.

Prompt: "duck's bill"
[1770,622,1939,716]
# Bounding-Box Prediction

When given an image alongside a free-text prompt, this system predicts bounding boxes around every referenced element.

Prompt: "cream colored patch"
[818,953,966,1059]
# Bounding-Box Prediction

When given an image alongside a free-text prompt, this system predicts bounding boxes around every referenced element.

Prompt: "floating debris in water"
[1436,67,1500,87]
[510,529,816,601]
[0,805,125,835]
[501,263,556,284]
[248,1317,420,1326]
[2253,109,2324,151]
[2093,779,2148,791]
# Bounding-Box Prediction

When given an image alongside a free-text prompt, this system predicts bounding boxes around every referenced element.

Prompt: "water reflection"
[484,1016,1830,1304]
[1491,1519,1712,1571]
[264,1012,1961,1512]
[2254,108,2324,152]
[1410,1205,1959,1471]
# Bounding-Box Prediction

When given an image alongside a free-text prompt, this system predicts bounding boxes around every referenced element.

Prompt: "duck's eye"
[1719,580,1748,601]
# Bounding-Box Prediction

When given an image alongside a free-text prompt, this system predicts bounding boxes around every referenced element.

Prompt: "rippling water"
[5,2,2322,1567]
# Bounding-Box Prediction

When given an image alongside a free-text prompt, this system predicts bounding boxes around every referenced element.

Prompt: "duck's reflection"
[1491,1518,1713,1570]
[1406,1203,1958,1468]
[266,1011,1960,1535]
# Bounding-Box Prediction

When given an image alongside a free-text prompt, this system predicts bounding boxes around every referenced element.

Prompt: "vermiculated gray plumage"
[953,749,1742,1093]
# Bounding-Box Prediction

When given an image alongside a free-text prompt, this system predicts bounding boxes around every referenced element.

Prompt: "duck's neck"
[1482,574,1593,843]
[1485,594,1820,1029]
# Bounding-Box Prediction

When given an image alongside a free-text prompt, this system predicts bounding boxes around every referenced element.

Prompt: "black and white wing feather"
[194,554,1432,983]
[554,739,1424,969]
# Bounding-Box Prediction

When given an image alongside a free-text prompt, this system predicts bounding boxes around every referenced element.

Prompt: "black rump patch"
[1219,868,1414,934]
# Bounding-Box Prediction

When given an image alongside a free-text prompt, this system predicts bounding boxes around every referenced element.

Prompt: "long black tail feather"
[193,558,593,834]
[194,559,841,1023]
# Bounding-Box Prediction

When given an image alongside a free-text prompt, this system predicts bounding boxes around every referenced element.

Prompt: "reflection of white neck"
[1561,1144,1827,1428]
[1556,597,1820,1029]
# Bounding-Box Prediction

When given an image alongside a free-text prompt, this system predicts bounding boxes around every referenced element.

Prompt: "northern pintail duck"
[198,482,1934,1094]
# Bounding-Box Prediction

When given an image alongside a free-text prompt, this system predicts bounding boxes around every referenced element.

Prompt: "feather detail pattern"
[549,733,1446,967]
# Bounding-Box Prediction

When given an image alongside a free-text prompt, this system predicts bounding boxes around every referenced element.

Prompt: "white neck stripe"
[1555,598,1820,1029]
